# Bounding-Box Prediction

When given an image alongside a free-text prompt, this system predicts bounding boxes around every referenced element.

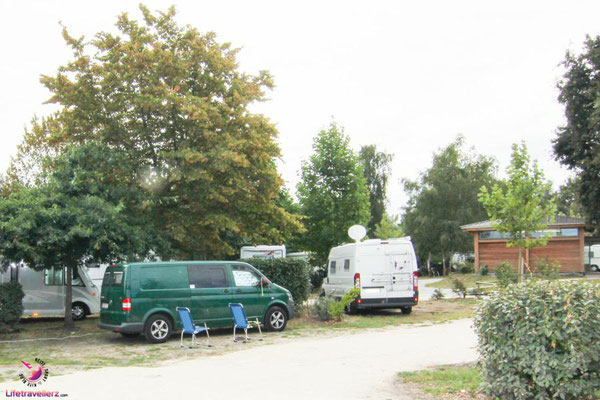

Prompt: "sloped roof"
[461,215,586,231]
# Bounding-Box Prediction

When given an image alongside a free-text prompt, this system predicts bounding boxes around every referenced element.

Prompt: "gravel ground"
[0,318,477,400]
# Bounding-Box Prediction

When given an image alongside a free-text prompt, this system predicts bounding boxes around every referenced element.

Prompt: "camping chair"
[176,307,211,348]
[229,303,263,342]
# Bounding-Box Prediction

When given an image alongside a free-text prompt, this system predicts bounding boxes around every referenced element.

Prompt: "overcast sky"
[1,0,599,216]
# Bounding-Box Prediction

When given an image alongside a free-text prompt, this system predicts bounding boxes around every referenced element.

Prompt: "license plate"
[101,303,109,309]
[363,288,381,294]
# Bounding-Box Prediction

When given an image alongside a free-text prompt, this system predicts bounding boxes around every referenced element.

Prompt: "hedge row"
[242,258,310,304]
[0,281,25,332]
[474,280,600,399]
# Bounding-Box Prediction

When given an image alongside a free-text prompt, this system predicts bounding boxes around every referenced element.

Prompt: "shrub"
[242,257,311,304]
[475,280,600,400]
[459,262,475,274]
[328,288,360,320]
[535,257,560,280]
[451,277,467,298]
[431,288,445,300]
[479,265,489,276]
[312,296,333,321]
[0,281,25,332]
[495,261,518,288]
[309,266,326,292]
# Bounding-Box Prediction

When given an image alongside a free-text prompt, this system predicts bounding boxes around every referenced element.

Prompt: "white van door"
[385,247,413,297]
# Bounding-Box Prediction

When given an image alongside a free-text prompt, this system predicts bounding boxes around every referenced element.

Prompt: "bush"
[451,277,467,298]
[431,288,445,300]
[0,281,25,332]
[312,296,332,321]
[479,265,489,276]
[312,288,360,321]
[475,280,600,400]
[242,257,311,304]
[459,262,475,274]
[536,257,560,280]
[495,261,518,288]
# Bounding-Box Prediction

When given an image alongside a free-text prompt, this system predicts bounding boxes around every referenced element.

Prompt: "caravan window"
[344,259,350,271]
[44,267,63,285]
[329,261,336,274]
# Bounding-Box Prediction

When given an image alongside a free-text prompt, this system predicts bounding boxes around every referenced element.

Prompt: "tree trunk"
[427,253,431,276]
[518,247,524,283]
[442,253,448,276]
[64,264,75,331]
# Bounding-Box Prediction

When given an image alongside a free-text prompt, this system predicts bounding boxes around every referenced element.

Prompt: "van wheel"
[264,306,287,332]
[144,314,172,343]
[592,265,599,272]
[72,303,88,321]
[400,306,412,315]
[345,302,358,315]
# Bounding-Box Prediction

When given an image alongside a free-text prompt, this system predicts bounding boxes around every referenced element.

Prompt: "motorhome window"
[329,261,336,274]
[231,265,260,287]
[344,259,350,271]
[65,268,85,287]
[188,265,228,288]
[10,265,18,282]
[44,267,63,285]
[140,266,187,290]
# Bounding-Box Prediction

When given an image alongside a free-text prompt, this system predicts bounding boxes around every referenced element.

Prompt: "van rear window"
[102,271,124,287]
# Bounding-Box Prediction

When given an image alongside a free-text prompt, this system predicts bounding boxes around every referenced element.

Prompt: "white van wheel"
[345,303,358,315]
[400,306,412,315]
[72,303,87,321]
[592,265,599,272]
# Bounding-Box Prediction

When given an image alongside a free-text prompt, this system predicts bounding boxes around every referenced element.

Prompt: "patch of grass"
[426,274,496,289]
[399,364,481,396]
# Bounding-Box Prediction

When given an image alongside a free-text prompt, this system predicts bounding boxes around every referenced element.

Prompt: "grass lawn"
[425,274,496,289]
[399,364,600,399]
[0,298,477,382]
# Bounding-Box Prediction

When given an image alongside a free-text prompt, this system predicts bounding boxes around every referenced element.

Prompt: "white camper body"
[584,245,600,272]
[323,237,419,312]
[0,264,100,320]
[240,245,286,259]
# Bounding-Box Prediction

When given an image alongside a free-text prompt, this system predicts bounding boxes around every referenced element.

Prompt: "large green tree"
[359,145,393,237]
[0,143,162,330]
[479,142,556,281]
[403,137,497,275]
[555,177,585,218]
[297,122,370,266]
[553,35,600,230]
[5,5,300,258]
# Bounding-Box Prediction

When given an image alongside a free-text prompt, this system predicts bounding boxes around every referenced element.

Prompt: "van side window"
[187,265,229,289]
[344,259,350,271]
[44,267,63,285]
[329,261,336,274]
[232,265,261,287]
[66,268,85,287]
[141,266,188,290]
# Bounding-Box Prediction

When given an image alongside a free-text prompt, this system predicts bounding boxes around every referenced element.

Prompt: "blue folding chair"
[176,307,211,348]
[229,303,263,342]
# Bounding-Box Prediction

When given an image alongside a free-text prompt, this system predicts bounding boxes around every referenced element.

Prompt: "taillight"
[413,271,418,292]
[354,273,361,288]
[122,298,131,312]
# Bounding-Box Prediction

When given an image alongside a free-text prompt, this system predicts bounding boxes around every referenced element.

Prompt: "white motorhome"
[584,245,600,272]
[240,245,286,259]
[323,237,419,314]
[0,263,100,320]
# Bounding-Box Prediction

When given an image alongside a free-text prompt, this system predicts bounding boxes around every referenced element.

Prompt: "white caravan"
[240,245,286,259]
[584,245,600,272]
[0,263,100,320]
[323,237,419,314]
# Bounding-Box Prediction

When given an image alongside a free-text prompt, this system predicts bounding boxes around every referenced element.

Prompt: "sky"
[1,0,599,216]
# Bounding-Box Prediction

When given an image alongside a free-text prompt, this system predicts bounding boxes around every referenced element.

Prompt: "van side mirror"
[259,277,271,288]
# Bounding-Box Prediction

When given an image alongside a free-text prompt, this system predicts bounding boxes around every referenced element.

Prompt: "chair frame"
[176,307,211,348]
[229,303,263,342]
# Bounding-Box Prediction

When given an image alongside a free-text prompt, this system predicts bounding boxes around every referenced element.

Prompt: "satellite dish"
[348,225,367,242]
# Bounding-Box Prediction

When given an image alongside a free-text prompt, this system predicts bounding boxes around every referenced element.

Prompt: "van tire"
[345,302,358,315]
[72,303,88,321]
[144,314,172,343]
[264,306,287,332]
[400,306,412,315]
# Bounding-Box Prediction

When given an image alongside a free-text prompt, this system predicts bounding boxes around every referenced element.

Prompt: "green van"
[98,261,294,343]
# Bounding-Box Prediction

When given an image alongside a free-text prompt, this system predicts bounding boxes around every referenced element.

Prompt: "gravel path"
[1,318,478,400]
[421,278,459,300]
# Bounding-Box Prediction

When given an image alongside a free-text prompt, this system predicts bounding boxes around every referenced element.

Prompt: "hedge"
[474,280,600,399]
[0,281,25,332]
[241,258,310,304]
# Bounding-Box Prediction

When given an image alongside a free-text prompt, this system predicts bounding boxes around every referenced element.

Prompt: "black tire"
[120,332,140,338]
[72,303,88,321]
[592,265,599,272]
[264,306,288,332]
[144,314,172,343]
[400,306,412,315]
[345,302,358,315]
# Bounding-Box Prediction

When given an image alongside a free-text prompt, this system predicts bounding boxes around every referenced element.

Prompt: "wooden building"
[461,216,586,273]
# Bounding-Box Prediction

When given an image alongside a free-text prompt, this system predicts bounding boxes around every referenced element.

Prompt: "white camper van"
[0,263,100,320]
[323,237,419,314]
[240,245,286,259]
[584,245,600,272]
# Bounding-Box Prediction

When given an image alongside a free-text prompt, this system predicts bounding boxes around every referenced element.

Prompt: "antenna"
[348,225,367,242]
